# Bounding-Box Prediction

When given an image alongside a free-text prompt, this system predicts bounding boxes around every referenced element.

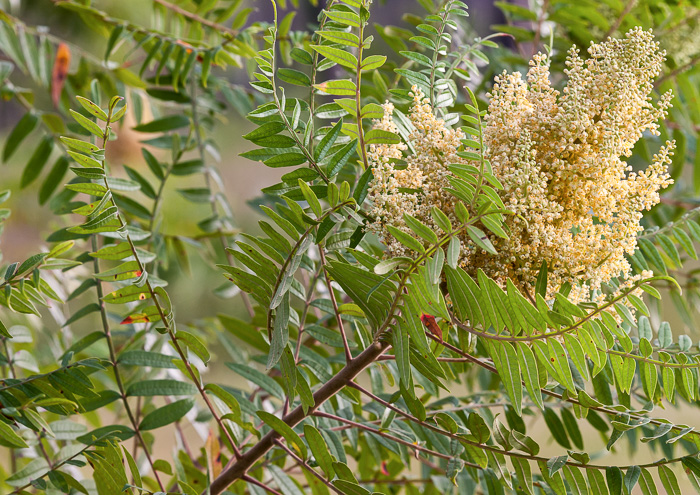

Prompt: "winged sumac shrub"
[2,1,700,494]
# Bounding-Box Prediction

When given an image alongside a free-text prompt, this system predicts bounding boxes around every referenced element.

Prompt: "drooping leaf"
[3,112,38,162]
[139,398,195,431]
[257,410,307,459]
[126,379,196,397]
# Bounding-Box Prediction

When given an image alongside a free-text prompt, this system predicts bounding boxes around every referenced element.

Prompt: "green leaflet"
[310,45,358,69]
[103,285,151,304]
[467,225,497,254]
[139,398,195,431]
[543,408,571,449]
[269,234,311,309]
[548,339,576,394]
[564,333,589,381]
[125,379,196,397]
[587,469,609,495]
[640,360,658,400]
[488,340,522,415]
[561,408,584,450]
[538,459,567,495]
[510,430,540,456]
[0,421,29,449]
[304,424,335,479]
[76,96,108,121]
[324,10,360,27]
[480,271,516,334]
[326,261,394,328]
[62,303,100,327]
[404,213,438,244]
[314,78,357,96]
[175,330,211,365]
[637,238,667,274]
[258,410,307,459]
[21,135,53,188]
[117,350,176,369]
[264,152,307,167]
[268,465,306,495]
[39,156,69,204]
[546,455,568,476]
[515,342,543,409]
[88,442,129,495]
[314,118,344,162]
[606,466,623,495]
[280,346,297,400]
[624,466,641,494]
[267,292,290,369]
[506,279,547,335]
[227,363,285,400]
[386,224,425,253]
[60,137,101,154]
[361,54,386,70]
[70,109,104,137]
[639,468,659,495]
[364,129,401,145]
[564,466,588,495]
[3,111,38,161]
[204,383,242,422]
[296,369,314,414]
[610,354,636,394]
[445,266,484,327]
[393,324,412,393]
[132,115,190,133]
[317,30,360,47]
[95,261,142,281]
[402,293,447,383]
[513,457,534,495]
[65,182,108,196]
[298,179,322,218]
[326,139,357,177]
[658,465,681,495]
[122,446,142,491]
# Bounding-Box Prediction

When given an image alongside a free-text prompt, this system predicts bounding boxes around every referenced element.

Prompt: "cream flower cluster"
[367,28,674,303]
[366,92,465,257]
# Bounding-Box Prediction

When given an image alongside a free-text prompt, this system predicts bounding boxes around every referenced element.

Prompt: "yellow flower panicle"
[367,27,674,303]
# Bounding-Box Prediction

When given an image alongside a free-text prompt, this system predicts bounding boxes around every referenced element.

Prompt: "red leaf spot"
[420,313,443,341]
[51,43,70,107]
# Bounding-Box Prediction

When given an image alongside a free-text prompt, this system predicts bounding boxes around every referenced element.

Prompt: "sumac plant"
[2,0,700,494]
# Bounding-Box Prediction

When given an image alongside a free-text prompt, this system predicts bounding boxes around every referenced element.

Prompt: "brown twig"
[152,0,239,37]
[313,411,480,466]
[273,440,344,494]
[207,341,389,495]
[602,0,636,40]
[242,475,283,495]
[655,53,700,88]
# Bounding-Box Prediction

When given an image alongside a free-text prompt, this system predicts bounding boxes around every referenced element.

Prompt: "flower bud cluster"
[367,28,674,303]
